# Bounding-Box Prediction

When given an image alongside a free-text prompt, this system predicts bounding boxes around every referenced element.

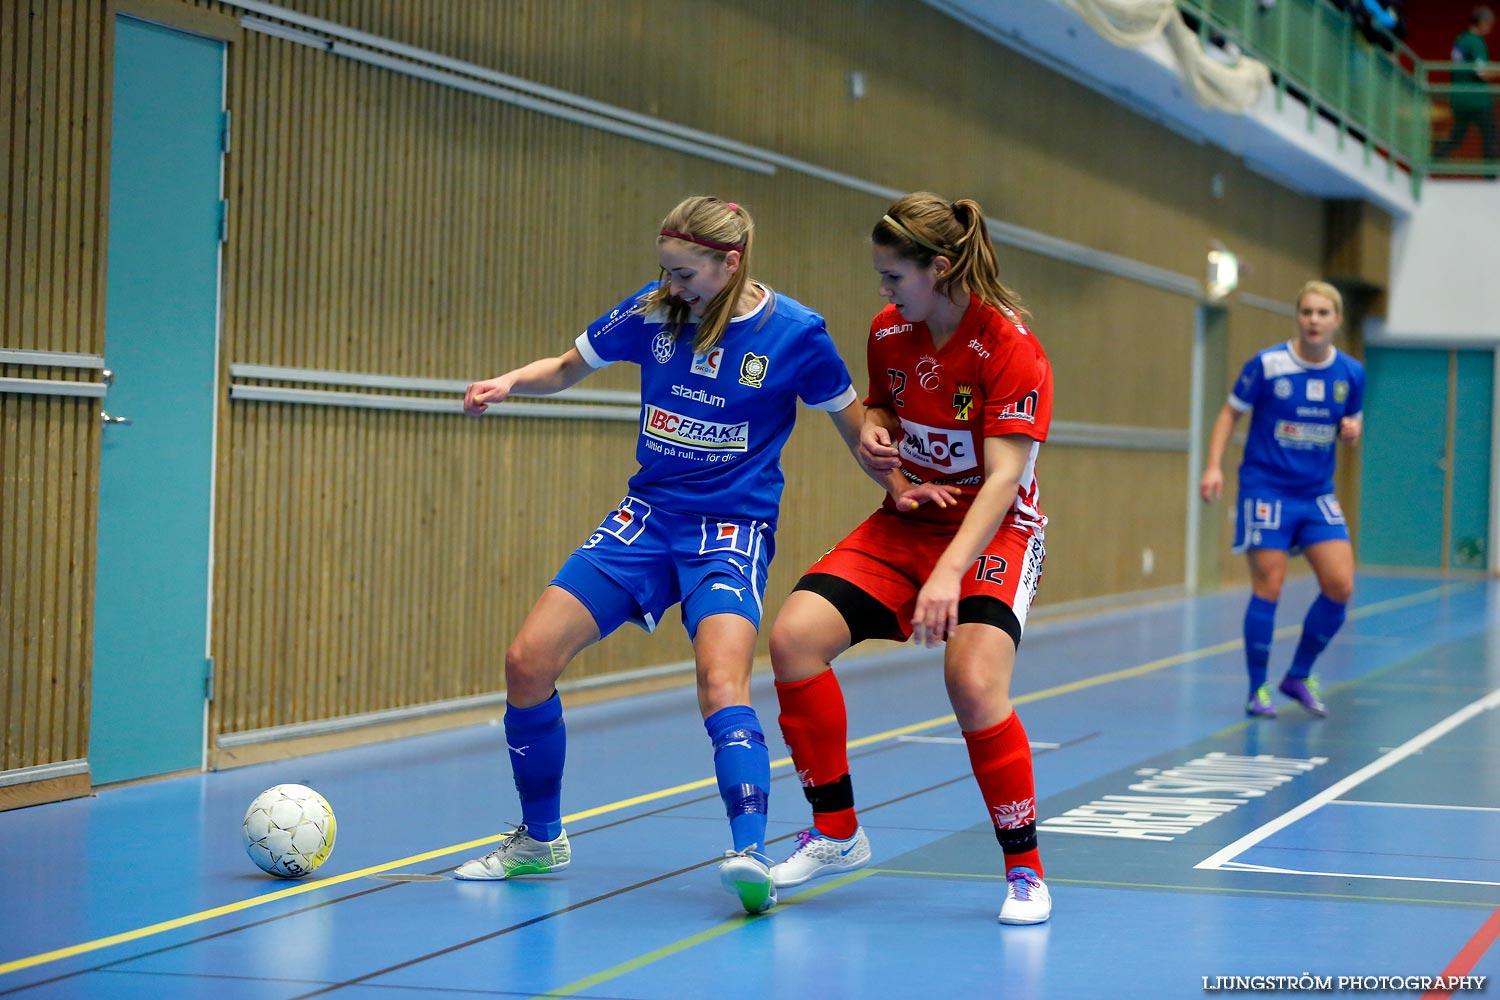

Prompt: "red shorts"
[804,507,1045,640]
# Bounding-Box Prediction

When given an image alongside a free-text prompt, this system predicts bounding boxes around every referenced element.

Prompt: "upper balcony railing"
[1179,0,1499,195]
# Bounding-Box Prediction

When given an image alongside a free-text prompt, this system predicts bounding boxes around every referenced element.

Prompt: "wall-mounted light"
[1206,246,1239,302]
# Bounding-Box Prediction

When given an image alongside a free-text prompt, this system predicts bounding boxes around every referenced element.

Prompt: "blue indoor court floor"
[2,572,1498,999]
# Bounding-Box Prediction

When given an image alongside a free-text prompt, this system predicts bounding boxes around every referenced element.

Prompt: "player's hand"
[910,569,962,648]
[860,424,902,473]
[1199,467,1224,503]
[464,376,512,415]
[1338,417,1362,446]
[894,482,961,512]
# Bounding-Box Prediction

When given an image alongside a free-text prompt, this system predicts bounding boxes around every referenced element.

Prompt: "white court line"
[1197,686,1500,871]
[1217,859,1500,888]
[1331,800,1500,813]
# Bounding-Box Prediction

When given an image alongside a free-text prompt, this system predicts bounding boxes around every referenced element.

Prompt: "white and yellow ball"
[242,783,337,879]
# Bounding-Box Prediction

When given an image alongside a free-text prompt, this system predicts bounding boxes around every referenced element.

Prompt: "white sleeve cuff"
[574,332,610,369]
[806,384,859,412]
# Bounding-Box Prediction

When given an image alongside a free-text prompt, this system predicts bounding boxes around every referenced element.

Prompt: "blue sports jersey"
[574,281,857,527]
[1230,341,1365,497]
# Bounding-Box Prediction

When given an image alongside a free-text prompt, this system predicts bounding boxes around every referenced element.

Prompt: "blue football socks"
[1244,595,1277,695]
[705,705,771,856]
[1287,594,1347,679]
[505,692,567,843]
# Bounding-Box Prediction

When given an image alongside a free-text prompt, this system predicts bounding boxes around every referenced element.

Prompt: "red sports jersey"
[865,297,1052,531]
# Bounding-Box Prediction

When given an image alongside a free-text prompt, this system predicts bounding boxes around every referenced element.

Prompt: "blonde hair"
[873,192,1029,321]
[643,196,756,354]
[1295,280,1343,319]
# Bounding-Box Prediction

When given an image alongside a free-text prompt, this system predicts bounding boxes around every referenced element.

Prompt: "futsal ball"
[242,783,337,879]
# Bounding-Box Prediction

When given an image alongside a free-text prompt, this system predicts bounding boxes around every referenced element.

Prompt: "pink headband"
[659,229,745,254]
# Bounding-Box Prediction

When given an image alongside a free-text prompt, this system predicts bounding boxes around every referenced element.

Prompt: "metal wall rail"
[230,362,1184,446]
[0,349,108,398]
[227,363,641,420]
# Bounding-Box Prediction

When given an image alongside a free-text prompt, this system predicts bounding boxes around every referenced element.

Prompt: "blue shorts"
[550,495,775,639]
[1233,491,1349,554]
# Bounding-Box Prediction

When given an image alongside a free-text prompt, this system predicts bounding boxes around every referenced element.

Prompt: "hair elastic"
[881,213,957,260]
[659,229,745,254]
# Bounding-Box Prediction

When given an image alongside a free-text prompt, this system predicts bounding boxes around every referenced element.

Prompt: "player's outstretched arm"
[859,405,903,473]
[464,348,594,415]
[828,401,958,510]
[1199,403,1243,503]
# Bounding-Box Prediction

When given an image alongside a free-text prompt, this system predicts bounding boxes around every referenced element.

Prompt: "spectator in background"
[1433,6,1498,165]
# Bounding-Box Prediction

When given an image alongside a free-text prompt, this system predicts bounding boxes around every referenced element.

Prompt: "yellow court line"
[0,583,1457,978]
[529,869,877,1000]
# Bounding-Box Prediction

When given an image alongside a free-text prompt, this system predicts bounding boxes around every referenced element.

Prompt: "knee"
[769,612,836,683]
[504,635,558,696]
[1323,579,1354,605]
[768,618,804,678]
[945,661,1011,727]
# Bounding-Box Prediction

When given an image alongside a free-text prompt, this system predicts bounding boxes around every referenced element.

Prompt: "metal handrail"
[1178,0,1500,191]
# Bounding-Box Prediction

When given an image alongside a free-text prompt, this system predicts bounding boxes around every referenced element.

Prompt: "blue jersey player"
[1201,281,1365,719]
[456,196,868,914]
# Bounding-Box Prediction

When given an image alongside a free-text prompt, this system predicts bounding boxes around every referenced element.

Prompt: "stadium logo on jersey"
[739,352,768,388]
[1306,379,1325,402]
[898,418,977,473]
[875,321,912,340]
[643,404,749,451]
[998,390,1039,425]
[1273,378,1293,399]
[652,330,676,364]
[916,356,943,391]
[952,385,975,421]
[1334,380,1349,402]
[691,348,723,379]
[671,384,726,408]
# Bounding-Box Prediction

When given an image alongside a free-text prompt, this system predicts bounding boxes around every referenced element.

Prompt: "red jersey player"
[768,192,1054,924]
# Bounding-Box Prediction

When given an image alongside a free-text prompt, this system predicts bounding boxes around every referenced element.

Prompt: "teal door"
[1450,351,1494,570]
[1359,346,1494,570]
[90,16,225,784]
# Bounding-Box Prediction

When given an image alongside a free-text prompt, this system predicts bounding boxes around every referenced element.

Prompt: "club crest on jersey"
[952,384,974,421]
[691,348,723,379]
[652,330,676,364]
[1273,378,1292,399]
[915,356,943,391]
[739,352,768,388]
[1334,380,1349,402]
